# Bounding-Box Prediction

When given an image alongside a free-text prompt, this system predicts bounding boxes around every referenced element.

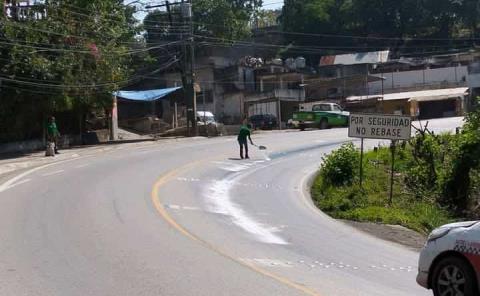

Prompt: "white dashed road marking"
[241,258,293,268]
[74,164,90,169]
[241,258,415,274]
[165,204,202,211]
[41,170,65,177]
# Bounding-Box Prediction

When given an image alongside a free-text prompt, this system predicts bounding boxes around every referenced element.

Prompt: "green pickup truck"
[290,103,350,130]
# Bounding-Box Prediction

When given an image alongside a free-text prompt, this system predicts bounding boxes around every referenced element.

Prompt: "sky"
[125,0,284,22]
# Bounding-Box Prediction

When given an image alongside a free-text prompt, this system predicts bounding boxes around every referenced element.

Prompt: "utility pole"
[145,0,197,137]
[182,0,197,137]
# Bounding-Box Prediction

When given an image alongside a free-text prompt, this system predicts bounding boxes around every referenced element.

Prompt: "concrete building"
[369,65,468,95]
[346,87,469,119]
[243,62,310,128]
[312,50,477,120]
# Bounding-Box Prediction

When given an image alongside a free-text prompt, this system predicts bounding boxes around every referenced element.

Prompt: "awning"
[347,87,468,102]
[115,87,181,102]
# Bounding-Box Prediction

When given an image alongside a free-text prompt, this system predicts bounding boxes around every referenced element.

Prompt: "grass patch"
[312,145,452,234]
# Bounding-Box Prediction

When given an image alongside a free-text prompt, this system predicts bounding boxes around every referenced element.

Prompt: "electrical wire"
[0,58,180,94]
[0,58,178,90]
[0,36,182,56]
[13,1,476,44]
[269,30,480,42]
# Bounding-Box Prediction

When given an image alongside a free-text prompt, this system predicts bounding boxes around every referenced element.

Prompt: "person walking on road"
[46,116,60,154]
[238,123,253,159]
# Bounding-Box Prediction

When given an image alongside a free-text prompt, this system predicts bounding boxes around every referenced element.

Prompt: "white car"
[196,111,217,126]
[417,221,480,296]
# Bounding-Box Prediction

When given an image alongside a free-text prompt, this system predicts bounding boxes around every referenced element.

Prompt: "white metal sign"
[349,113,412,140]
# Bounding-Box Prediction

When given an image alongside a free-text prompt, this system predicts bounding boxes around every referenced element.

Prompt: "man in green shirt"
[46,116,60,154]
[238,124,254,159]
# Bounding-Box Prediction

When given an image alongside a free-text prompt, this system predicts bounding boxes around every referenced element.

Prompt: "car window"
[332,105,342,111]
[312,104,331,111]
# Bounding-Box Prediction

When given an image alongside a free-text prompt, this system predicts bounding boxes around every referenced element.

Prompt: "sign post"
[359,138,364,188]
[389,141,396,205]
[348,113,412,203]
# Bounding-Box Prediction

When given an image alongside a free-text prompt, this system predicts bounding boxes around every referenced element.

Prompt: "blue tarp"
[115,87,181,102]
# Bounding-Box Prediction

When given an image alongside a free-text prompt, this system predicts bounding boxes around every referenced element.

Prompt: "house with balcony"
[244,61,311,128]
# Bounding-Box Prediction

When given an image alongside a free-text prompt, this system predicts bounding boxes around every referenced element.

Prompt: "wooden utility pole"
[145,0,197,137]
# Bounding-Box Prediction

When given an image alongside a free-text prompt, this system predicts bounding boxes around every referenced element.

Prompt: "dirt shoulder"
[340,219,427,251]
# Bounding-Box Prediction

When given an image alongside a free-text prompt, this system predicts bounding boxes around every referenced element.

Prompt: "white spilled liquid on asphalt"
[205,160,287,245]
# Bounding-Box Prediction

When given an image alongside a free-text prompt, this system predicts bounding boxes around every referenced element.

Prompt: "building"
[346,87,469,119]
[316,51,474,97]
[312,50,478,119]
[243,60,311,128]
[313,51,391,102]
[4,0,46,20]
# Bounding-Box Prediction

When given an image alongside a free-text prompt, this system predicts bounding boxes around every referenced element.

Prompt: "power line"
[141,17,480,43]
[0,35,182,56]
[199,41,474,57]
[194,35,472,51]
[0,58,180,92]
[261,1,284,7]
[271,30,480,42]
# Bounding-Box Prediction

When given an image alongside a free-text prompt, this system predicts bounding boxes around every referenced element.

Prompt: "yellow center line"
[150,161,322,296]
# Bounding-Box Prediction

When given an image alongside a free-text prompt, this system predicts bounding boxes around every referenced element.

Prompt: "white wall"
[468,62,480,88]
[468,73,480,88]
[369,66,468,94]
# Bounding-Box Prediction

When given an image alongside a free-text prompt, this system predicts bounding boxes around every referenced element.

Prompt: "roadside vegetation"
[312,104,480,234]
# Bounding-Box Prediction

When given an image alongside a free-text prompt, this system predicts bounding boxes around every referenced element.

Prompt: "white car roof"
[197,111,214,117]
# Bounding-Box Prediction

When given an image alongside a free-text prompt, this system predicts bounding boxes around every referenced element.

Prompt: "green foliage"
[440,105,480,214]
[280,0,479,58]
[319,142,359,187]
[0,0,143,142]
[313,107,480,233]
[194,0,262,40]
[144,0,263,43]
[312,143,452,234]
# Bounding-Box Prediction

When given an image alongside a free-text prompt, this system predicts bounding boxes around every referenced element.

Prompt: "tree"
[194,0,263,40]
[0,0,142,142]
[279,0,477,57]
[144,0,263,42]
[460,0,480,37]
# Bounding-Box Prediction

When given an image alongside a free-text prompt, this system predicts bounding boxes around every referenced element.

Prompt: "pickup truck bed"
[292,111,349,130]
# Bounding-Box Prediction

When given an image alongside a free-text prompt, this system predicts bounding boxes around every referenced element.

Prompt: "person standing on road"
[238,123,254,159]
[46,116,60,154]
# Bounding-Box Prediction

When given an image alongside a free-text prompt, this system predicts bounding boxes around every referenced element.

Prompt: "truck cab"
[290,103,349,130]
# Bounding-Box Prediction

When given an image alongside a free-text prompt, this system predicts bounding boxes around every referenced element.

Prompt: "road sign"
[348,113,412,140]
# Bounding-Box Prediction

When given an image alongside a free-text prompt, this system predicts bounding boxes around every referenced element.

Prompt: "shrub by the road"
[320,143,359,187]
[312,105,480,233]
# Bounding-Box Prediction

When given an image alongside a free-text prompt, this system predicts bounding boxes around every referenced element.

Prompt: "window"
[312,104,331,111]
[196,90,213,104]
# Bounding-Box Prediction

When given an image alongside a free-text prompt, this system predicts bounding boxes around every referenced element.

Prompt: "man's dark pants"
[238,139,249,159]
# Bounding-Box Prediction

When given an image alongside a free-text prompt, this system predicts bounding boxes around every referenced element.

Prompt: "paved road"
[0,117,463,296]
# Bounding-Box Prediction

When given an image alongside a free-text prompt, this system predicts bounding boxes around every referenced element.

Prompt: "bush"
[319,142,359,188]
[439,105,480,214]
[312,105,480,232]
[312,144,452,234]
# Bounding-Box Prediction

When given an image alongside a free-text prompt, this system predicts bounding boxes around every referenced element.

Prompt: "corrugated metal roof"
[347,87,469,102]
[320,51,390,66]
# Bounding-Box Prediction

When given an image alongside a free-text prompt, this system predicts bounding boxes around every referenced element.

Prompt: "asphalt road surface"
[0,117,463,296]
